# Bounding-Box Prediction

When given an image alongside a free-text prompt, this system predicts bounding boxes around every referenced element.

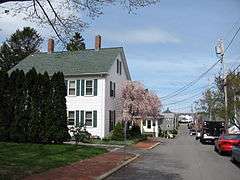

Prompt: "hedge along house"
[10,35,131,138]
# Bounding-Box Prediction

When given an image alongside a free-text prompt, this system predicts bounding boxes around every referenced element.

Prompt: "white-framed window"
[147,120,151,129]
[85,80,93,96]
[68,80,76,96]
[68,111,75,125]
[85,111,93,127]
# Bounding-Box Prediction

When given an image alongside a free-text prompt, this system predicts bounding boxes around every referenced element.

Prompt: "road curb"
[96,154,140,180]
[146,142,161,149]
[137,142,160,150]
[64,141,124,148]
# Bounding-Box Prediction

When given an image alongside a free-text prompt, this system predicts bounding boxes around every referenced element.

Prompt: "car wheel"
[219,149,223,156]
[231,155,236,163]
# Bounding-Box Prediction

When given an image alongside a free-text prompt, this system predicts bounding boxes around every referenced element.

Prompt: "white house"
[10,35,131,138]
[141,118,160,137]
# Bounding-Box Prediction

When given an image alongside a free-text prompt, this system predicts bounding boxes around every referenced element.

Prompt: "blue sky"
[1,0,240,112]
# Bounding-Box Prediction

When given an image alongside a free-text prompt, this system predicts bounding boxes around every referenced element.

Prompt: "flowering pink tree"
[121,81,161,123]
[144,91,162,120]
[121,81,146,122]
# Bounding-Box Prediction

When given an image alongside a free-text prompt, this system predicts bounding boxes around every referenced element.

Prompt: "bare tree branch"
[0,0,160,45]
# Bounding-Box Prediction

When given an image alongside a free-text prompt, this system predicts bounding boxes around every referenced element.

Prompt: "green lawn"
[0,142,107,179]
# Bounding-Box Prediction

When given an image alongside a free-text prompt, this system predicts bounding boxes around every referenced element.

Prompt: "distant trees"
[66,32,86,52]
[0,27,43,71]
[195,72,240,129]
[0,68,70,143]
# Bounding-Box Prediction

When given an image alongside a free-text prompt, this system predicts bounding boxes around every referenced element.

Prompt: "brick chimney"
[48,38,54,53]
[95,35,101,50]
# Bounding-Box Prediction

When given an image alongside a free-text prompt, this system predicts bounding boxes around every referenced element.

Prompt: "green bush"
[170,129,178,135]
[128,125,141,139]
[70,127,91,144]
[111,122,124,141]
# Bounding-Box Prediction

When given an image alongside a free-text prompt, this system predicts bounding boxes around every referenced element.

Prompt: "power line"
[224,22,240,54]
[163,82,215,102]
[163,84,215,106]
[161,22,240,101]
[161,59,220,100]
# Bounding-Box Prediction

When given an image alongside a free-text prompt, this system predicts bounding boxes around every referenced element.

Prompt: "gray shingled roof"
[9,47,123,76]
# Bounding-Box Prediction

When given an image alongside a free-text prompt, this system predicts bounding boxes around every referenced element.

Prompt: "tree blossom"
[121,81,161,123]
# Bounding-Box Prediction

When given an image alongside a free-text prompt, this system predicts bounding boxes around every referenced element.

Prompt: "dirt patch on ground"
[133,139,160,149]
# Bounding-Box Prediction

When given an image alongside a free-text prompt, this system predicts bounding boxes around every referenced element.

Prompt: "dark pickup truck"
[200,121,225,144]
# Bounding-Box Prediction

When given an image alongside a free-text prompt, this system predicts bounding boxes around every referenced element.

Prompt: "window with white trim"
[68,80,76,96]
[147,120,151,129]
[85,111,93,126]
[85,80,93,95]
[68,111,75,125]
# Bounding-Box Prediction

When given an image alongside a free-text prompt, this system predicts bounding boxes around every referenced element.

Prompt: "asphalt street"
[107,124,240,180]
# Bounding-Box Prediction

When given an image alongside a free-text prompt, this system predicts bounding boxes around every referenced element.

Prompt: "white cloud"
[98,28,181,44]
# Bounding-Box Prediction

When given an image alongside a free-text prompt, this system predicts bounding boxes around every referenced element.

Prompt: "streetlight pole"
[216,39,228,131]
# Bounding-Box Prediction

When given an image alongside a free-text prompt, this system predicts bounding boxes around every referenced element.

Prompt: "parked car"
[189,129,196,136]
[195,130,201,140]
[231,143,240,163]
[214,134,240,155]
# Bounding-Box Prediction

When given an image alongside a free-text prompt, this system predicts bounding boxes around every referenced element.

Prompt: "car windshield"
[223,134,240,140]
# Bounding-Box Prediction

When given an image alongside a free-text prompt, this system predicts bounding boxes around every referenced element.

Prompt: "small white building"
[141,117,161,137]
[10,36,131,138]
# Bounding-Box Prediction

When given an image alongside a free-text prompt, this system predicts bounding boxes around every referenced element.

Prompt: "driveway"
[107,124,240,180]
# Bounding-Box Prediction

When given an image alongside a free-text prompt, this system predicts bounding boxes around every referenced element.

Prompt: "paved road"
[107,124,240,180]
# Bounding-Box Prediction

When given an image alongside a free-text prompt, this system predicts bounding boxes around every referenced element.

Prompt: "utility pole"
[216,39,228,131]
[208,78,212,121]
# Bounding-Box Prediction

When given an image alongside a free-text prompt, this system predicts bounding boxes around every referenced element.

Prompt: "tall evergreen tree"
[8,70,18,141]
[66,32,86,52]
[0,70,10,141]
[51,72,70,143]
[10,70,28,142]
[0,27,43,71]
[25,68,41,143]
[38,72,54,143]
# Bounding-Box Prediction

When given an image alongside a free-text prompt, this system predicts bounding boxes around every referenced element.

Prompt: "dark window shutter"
[113,83,116,97]
[113,110,116,127]
[94,79,98,96]
[93,111,97,127]
[77,80,80,96]
[117,59,119,73]
[80,110,84,126]
[120,62,122,75]
[109,110,112,132]
[110,81,113,97]
[64,80,68,93]
[76,110,79,127]
[81,80,85,96]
